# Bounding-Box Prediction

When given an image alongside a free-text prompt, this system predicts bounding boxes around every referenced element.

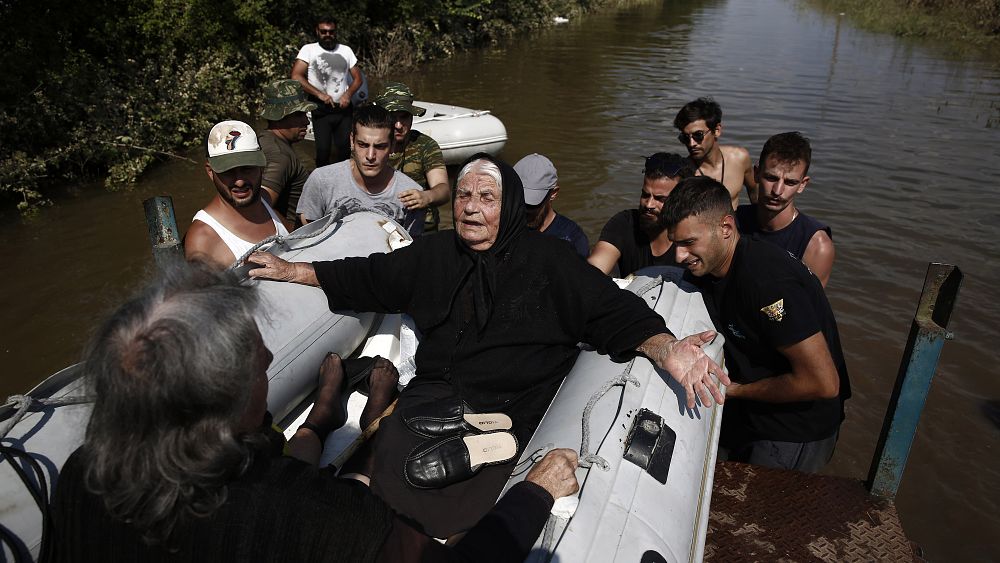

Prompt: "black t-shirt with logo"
[691,236,850,443]
[598,209,679,277]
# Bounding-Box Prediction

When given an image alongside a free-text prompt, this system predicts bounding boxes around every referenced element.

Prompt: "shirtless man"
[674,97,756,208]
[735,132,835,286]
[588,153,693,276]
[185,120,289,270]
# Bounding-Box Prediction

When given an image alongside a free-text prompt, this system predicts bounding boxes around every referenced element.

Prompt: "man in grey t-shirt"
[297,104,424,237]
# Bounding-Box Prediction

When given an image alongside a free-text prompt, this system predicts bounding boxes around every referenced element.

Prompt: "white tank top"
[192,199,289,262]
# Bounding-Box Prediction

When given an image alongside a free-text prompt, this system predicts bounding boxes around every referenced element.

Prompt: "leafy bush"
[0,0,626,212]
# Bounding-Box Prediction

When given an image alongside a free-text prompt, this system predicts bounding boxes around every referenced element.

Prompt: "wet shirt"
[388,130,445,191]
[598,209,679,277]
[693,236,850,443]
[541,213,589,259]
[258,130,310,224]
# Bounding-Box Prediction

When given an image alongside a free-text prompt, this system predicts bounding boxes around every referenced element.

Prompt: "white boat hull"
[0,211,409,561]
[502,266,726,563]
[412,101,508,165]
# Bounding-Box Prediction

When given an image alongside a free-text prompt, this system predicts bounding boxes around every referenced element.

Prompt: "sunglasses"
[677,130,712,144]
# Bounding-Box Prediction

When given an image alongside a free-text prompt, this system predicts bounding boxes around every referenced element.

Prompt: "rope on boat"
[1,394,94,439]
[0,393,92,561]
[578,360,640,470]
[230,209,345,269]
[536,275,667,559]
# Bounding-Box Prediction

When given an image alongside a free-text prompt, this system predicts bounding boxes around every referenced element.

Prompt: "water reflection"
[2,0,999,559]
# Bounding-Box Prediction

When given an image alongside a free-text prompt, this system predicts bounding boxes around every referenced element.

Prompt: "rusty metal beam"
[142,196,183,268]
[867,263,963,499]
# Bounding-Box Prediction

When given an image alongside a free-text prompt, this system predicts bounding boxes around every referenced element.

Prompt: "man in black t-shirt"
[663,177,850,473]
[588,153,692,277]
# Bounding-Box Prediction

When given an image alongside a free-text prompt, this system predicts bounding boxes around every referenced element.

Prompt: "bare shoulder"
[184,220,233,269]
[807,229,835,257]
[722,145,752,167]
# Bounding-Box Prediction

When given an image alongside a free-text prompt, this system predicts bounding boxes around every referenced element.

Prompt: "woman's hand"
[525,448,580,500]
[247,252,319,286]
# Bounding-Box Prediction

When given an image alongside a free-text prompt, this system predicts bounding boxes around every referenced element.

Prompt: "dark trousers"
[312,104,352,167]
[718,430,840,473]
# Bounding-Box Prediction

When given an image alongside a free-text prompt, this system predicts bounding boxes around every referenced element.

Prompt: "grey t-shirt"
[297,160,425,237]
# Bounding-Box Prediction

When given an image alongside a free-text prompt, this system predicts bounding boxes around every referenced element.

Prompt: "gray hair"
[457,157,503,190]
[81,260,264,545]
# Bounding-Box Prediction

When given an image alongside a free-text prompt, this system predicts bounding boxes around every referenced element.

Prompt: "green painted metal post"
[867,263,963,499]
[143,196,184,268]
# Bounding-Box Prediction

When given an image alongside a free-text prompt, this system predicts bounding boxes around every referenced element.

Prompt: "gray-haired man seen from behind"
[46,260,585,562]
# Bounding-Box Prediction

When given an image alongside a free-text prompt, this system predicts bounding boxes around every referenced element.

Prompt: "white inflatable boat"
[305,100,507,165]
[411,101,508,165]
[0,211,412,561]
[503,267,726,563]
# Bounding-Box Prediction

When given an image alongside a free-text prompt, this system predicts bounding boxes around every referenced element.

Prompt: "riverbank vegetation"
[813,0,1000,45]
[0,0,622,214]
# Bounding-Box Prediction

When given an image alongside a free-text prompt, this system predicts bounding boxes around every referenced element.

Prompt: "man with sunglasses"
[373,82,451,232]
[735,132,835,287]
[292,16,363,167]
[674,97,756,209]
[514,153,589,258]
[587,153,693,276]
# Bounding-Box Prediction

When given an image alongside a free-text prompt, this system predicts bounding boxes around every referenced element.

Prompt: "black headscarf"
[452,152,526,333]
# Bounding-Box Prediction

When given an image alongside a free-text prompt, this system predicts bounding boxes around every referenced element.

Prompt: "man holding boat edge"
[184,120,289,270]
[373,82,451,232]
[664,176,850,473]
[674,97,756,208]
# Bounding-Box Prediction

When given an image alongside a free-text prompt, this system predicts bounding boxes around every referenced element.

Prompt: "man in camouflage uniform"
[373,82,450,231]
[258,79,317,229]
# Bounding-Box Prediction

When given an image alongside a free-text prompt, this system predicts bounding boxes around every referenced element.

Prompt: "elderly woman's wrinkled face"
[455,172,502,251]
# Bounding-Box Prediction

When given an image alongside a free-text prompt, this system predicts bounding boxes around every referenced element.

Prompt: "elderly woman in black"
[249,153,728,538]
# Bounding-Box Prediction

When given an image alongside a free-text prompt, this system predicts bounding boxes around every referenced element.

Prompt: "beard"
[319,38,339,50]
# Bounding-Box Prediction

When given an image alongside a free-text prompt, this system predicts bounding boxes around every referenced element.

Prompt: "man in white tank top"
[185,120,289,270]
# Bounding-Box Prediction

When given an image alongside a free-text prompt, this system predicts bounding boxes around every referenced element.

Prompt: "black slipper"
[404,431,518,489]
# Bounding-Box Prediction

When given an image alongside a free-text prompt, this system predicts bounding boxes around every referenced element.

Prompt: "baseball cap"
[260,79,318,121]
[206,120,267,173]
[373,82,426,117]
[514,153,558,206]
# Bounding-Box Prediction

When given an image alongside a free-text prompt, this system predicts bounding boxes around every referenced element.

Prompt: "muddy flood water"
[2,0,999,559]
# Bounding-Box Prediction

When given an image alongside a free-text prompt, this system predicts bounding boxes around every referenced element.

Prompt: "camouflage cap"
[373,82,426,117]
[260,79,318,121]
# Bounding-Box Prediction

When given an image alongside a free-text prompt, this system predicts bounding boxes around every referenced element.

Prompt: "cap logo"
[760,299,785,322]
[225,131,242,151]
